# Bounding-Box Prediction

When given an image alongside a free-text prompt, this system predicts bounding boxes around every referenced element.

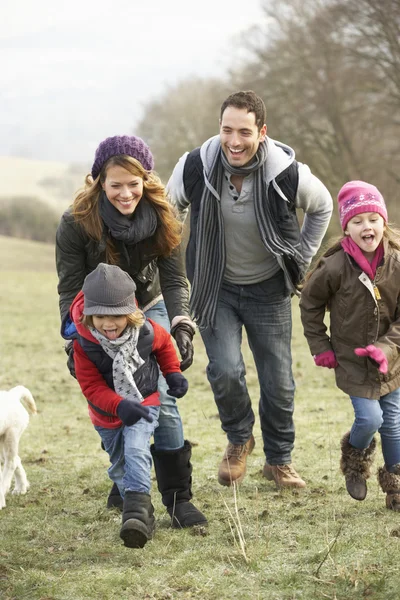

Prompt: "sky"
[1,0,265,163]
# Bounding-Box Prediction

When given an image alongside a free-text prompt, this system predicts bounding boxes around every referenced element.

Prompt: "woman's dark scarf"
[99,191,157,245]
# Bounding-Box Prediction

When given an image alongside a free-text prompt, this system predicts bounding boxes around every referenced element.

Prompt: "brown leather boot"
[262,463,306,488]
[340,432,376,501]
[378,465,400,511]
[218,435,255,486]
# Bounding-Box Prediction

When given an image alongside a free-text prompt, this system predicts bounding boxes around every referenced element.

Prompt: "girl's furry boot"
[340,432,376,500]
[378,465,400,511]
[150,440,208,528]
[119,491,155,548]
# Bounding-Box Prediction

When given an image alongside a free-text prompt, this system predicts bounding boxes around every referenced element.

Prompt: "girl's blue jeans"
[95,406,160,496]
[144,300,184,451]
[350,388,400,471]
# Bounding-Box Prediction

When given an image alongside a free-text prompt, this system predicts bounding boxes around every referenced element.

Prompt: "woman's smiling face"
[102,165,144,216]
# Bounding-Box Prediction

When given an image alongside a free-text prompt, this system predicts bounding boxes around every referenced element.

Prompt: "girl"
[56,135,206,527]
[300,180,400,511]
[69,263,189,548]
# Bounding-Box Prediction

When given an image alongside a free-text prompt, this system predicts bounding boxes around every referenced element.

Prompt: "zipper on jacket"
[372,277,381,342]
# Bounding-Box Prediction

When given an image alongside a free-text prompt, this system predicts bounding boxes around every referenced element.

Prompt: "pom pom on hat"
[337,180,387,230]
[91,135,154,180]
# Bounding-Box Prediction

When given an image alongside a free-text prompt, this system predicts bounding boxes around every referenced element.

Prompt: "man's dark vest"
[77,320,159,417]
[182,147,302,286]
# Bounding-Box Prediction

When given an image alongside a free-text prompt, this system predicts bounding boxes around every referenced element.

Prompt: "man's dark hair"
[220,90,266,131]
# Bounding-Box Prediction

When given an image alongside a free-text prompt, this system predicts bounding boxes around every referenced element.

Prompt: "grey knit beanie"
[91,135,154,180]
[82,263,137,315]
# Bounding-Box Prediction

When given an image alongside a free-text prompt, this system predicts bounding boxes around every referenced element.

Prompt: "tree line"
[137,0,400,235]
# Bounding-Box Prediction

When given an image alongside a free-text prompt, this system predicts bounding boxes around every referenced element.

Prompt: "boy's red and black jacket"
[63,291,181,428]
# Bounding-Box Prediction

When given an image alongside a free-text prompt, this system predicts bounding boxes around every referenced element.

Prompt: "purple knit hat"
[91,135,154,180]
[337,180,387,230]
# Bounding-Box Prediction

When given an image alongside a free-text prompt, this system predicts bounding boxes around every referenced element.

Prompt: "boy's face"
[345,212,385,259]
[92,315,128,340]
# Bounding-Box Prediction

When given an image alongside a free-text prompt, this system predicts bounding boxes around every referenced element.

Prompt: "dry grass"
[0,237,399,600]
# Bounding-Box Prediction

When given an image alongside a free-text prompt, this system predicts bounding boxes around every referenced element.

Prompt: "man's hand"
[171,322,194,371]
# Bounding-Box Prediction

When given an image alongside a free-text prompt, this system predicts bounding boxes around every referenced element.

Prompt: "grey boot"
[151,441,208,528]
[340,432,376,501]
[120,491,155,548]
[378,465,400,511]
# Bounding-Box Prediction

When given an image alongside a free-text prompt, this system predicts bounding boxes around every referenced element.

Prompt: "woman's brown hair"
[72,155,182,263]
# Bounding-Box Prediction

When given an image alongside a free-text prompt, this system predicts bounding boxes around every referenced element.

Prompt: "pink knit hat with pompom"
[337,180,387,230]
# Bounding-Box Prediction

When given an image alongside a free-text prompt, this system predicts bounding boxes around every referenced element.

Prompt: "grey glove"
[171,322,194,371]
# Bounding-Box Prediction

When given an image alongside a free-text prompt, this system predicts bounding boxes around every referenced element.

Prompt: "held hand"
[116,399,154,426]
[313,350,338,369]
[354,345,388,374]
[64,340,77,379]
[165,372,189,398]
[171,323,194,371]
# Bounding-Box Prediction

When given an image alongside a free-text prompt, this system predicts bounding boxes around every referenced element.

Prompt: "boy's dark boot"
[340,432,376,501]
[150,440,208,528]
[107,482,123,511]
[378,464,400,511]
[119,491,155,548]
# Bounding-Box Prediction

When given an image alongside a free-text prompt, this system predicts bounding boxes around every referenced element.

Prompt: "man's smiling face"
[219,106,266,167]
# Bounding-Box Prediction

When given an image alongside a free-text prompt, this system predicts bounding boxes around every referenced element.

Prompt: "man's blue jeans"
[350,388,400,470]
[95,406,160,495]
[200,272,295,465]
[145,300,184,451]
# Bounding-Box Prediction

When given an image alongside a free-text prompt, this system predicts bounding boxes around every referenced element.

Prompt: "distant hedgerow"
[0,196,60,243]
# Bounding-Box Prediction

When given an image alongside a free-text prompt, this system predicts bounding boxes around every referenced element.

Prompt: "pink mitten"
[354,345,388,374]
[314,350,338,369]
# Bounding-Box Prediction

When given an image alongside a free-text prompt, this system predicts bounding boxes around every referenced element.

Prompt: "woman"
[56,135,207,528]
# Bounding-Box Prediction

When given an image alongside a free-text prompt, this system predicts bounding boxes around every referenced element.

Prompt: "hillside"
[0,234,55,272]
[0,156,90,214]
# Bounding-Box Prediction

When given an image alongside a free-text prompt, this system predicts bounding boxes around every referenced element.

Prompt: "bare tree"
[232,0,400,220]
[136,77,232,183]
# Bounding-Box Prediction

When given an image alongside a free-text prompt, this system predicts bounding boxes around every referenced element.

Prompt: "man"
[167,91,333,488]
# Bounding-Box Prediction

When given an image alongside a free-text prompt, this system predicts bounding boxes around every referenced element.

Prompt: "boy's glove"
[313,350,338,369]
[165,372,189,398]
[116,400,153,426]
[354,345,388,374]
[171,322,194,371]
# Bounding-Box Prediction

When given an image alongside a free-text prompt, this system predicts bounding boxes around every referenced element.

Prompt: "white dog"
[0,385,37,509]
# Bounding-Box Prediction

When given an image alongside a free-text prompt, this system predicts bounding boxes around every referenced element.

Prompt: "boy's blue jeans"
[350,388,400,470]
[145,300,184,451]
[200,272,296,465]
[95,406,160,496]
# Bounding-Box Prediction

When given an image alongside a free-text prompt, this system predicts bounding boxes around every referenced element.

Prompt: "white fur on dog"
[0,385,37,509]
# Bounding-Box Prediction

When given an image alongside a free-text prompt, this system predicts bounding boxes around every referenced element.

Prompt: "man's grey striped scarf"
[90,325,145,404]
[189,139,303,329]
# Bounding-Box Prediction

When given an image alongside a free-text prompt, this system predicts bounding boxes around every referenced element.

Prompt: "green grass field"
[0,235,399,600]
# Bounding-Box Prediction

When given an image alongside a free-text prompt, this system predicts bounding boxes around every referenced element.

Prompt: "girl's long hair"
[71,155,182,263]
